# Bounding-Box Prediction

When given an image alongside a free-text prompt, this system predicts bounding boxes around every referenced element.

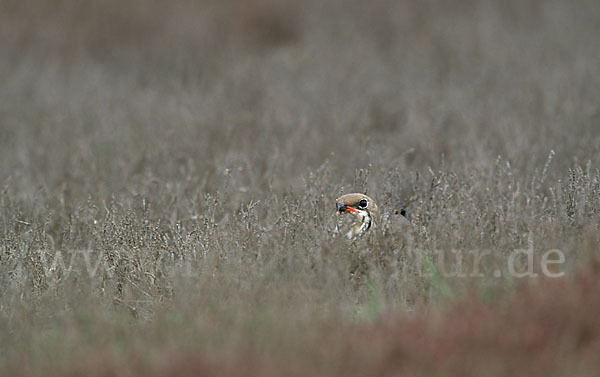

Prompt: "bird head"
[335,193,378,239]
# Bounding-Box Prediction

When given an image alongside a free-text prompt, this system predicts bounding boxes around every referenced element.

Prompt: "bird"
[335,193,411,239]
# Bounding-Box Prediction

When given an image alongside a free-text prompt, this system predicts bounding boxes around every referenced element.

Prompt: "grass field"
[1,0,600,375]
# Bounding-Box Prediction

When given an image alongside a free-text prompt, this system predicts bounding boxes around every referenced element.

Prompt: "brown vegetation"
[1,0,599,375]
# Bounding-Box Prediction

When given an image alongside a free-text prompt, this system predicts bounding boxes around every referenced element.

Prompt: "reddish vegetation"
[331,260,600,377]
[9,255,600,377]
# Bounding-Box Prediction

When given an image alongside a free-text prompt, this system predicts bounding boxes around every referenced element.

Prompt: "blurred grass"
[1,0,600,375]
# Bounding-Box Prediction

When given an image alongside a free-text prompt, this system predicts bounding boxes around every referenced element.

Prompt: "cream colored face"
[335,193,377,239]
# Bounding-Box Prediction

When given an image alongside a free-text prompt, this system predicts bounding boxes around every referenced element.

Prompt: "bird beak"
[337,202,358,213]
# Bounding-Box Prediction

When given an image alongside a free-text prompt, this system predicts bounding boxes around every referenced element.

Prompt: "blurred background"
[1,0,599,201]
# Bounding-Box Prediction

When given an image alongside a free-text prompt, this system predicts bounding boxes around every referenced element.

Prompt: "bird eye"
[358,199,368,209]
